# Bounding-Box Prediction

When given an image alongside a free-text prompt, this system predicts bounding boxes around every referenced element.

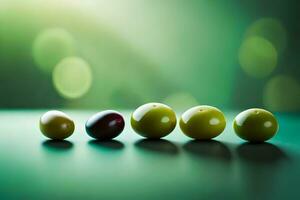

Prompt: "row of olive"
[39,103,279,142]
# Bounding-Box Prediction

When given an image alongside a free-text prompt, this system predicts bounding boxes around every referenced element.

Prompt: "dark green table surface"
[0,110,299,200]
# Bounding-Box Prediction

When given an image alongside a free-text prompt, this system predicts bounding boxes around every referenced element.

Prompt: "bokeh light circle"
[239,36,278,78]
[263,75,300,112]
[32,28,76,73]
[246,18,287,52]
[163,92,198,111]
[53,57,92,99]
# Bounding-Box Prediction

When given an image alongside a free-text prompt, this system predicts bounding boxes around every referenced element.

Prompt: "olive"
[179,105,226,140]
[85,110,125,140]
[131,103,177,139]
[39,110,75,140]
[233,108,279,142]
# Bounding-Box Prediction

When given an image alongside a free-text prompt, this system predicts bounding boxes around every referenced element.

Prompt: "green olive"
[233,108,279,142]
[131,103,177,139]
[40,110,75,140]
[179,105,226,140]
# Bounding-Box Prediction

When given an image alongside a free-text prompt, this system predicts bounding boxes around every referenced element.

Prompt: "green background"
[0,0,299,112]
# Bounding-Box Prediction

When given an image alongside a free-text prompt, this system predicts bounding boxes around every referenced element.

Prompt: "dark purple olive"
[85,110,125,140]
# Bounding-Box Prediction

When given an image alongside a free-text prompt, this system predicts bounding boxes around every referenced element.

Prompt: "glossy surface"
[233,108,279,142]
[179,105,226,140]
[85,110,125,140]
[131,103,177,139]
[0,111,300,200]
[39,110,75,140]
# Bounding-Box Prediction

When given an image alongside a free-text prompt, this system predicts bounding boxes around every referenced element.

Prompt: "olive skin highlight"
[131,103,177,139]
[179,105,226,140]
[233,108,279,142]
